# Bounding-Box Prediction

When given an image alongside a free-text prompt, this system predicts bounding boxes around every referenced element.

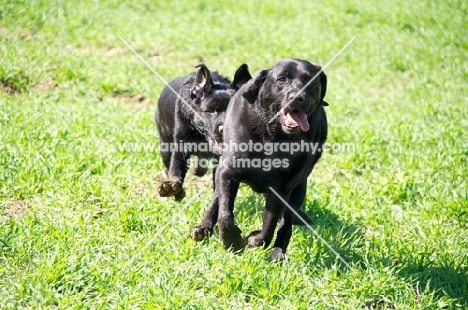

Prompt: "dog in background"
[190,59,328,260]
[155,63,252,201]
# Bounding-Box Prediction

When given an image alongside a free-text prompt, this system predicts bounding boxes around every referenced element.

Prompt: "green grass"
[1,0,467,308]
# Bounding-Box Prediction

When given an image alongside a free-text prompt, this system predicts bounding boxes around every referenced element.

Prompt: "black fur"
[190,59,328,260]
[155,63,251,201]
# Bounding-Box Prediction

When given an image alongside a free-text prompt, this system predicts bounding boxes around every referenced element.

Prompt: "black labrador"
[155,63,252,201]
[190,59,329,260]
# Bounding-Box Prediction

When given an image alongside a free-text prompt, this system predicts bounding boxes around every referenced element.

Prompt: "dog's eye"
[278,76,287,83]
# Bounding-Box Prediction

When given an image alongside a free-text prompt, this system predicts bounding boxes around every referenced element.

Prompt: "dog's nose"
[288,93,305,102]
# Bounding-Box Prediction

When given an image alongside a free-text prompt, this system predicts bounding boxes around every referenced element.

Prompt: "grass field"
[1,0,467,308]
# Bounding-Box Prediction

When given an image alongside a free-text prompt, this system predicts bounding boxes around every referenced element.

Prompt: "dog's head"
[242,59,328,135]
[189,63,252,153]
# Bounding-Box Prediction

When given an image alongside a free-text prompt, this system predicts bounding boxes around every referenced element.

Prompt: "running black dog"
[190,59,328,260]
[155,63,251,201]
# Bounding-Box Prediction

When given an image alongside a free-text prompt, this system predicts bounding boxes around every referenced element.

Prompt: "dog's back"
[155,64,252,200]
[155,71,231,167]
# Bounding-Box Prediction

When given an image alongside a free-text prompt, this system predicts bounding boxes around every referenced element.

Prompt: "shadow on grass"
[300,200,468,307]
[222,188,467,306]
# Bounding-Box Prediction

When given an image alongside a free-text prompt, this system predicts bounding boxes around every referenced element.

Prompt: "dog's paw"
[173,188,186,201]
[190,163,208,177]
[269,247,286,261]
[189,225,212,241]
[157,179,181,196]
[220,225,247,252]
[227,238,248,252]
[247,230,264,247]
[157,179,185,200]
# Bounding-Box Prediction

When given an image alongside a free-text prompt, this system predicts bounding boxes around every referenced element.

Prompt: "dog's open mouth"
[278,110,310,132]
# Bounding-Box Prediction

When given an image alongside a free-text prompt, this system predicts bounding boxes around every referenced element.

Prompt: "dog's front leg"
[217,169,246,251]
[157,112,190,201]
[247,192,288,250]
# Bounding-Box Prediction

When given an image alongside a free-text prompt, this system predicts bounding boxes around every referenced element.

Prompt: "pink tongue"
[285,112,309,132]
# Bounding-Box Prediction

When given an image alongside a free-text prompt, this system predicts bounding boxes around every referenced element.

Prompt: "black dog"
[190,59,328,260]
[155,63,252,201]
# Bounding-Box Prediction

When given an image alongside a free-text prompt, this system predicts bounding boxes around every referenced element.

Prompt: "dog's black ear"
[319,70,328,106]
[191,63,213,99]
[230,63,252,90]
[242,69,269,104]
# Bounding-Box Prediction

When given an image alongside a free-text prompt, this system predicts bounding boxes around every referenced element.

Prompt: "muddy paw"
[269,247,286,261]
[247,230,264,247]
[189,225,212,241]
[190,166,208,177]
[174,188,186,201]
[220,225,247,252]
[227,238,247,252]
[157,179,185,200]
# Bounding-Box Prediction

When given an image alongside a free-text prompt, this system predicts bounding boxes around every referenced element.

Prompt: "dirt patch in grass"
[33,79,58,91]
[101,46,128,57]
[105,91,153,108]
[63,44,130,57]
[0,27,8,41]
[5,200,28,216]
[0,80,21,95]
[101,43,161,58]
[133,183,151,196]
[126,94,153,107]
[0,199,28,223]
[0,26,32,42]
